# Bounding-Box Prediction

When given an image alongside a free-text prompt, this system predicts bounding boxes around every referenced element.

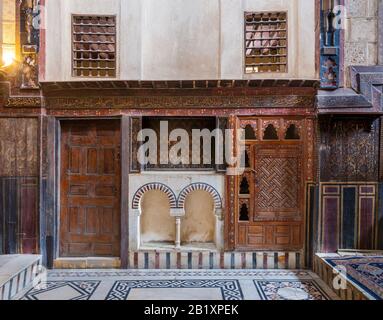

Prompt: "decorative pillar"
[214,208,224,250]
[170,208,184,249]
[175,218,181,249]
[130,209,141,251]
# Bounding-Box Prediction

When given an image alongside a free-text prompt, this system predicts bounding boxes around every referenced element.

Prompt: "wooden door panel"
[60,120,121,257]
[240,222,302,250]
[254,145,302,220]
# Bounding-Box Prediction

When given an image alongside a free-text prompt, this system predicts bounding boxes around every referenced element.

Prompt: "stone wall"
[344,0,379,86]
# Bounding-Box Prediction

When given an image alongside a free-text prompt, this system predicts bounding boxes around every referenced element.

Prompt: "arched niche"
[263,124,279,140]
[181,190,215,244]
[140,190,175,244]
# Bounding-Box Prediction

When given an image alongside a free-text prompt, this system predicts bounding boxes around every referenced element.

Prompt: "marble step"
[0,254,42,300]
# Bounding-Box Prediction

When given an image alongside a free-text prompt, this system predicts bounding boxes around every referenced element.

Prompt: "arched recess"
[132,183,177,209]
[177,183,222,209]
[140,190,175,244]
[181,190,215,243]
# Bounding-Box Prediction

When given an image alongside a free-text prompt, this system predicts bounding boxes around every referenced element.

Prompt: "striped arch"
[177,183,222,209]
[132,183,177,209]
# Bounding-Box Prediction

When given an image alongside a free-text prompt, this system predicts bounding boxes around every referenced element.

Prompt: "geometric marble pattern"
[106,280,243,300]
[254,280,331,300]
[22,281,100,300]
[17,270,339,300]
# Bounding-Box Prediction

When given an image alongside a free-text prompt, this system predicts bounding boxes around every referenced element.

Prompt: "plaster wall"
[43,0,317,81]
[182,190,215,243]
[140,190,174,243]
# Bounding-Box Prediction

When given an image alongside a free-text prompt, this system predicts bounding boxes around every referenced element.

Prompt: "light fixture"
[1,47,16,67]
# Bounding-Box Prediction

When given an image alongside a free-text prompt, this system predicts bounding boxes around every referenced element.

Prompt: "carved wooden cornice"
[5,96,42,108]
[44,95,314,110]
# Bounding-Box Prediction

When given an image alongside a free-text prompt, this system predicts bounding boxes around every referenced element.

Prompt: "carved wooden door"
[236,118,305,251]
[60,120,121,257]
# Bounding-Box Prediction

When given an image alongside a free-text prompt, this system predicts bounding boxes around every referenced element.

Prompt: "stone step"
[0,255,42,300]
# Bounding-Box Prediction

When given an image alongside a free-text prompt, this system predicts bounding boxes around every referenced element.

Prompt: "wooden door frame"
[45,116,129,268]
[225,115,316,259]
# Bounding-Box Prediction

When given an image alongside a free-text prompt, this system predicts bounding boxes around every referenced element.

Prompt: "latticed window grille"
[245,12,287,73]
[72,15,116,77]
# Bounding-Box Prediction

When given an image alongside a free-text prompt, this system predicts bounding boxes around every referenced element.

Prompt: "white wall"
[43,0,317,81]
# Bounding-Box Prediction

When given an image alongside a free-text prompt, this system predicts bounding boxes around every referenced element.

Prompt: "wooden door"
[60,120,121,257]
[236,118,305,250]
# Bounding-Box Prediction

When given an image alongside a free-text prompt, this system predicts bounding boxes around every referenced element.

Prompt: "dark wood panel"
[60,120,121,257]
[0,177,39,254]
[319,118,379,182]
[0,118,38,176]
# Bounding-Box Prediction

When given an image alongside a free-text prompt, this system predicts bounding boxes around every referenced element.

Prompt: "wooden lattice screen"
[72,15,116,77]
[245,12,288,73]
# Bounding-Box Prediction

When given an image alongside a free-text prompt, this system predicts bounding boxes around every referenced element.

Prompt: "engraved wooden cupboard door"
[250,144,303,250]
[253,145,303,221]
[60,120,121,257]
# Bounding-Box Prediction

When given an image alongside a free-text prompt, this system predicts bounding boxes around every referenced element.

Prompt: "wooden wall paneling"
[130,117,142,173]
[305,183,317,268]
[45,116,57,268]
[120,116,130,268]
[0,180,2,254]
[216,116,228,173]
[224,115,238,251]
[379,118,383,182]
[19,177,39,253]
[320,183,379,253]
[39,116,48,265]
[341,185,357,249]
[378,183,383,249]
[0,118,38,177]
[0,118,39,255]
[321,185,340,252]
[0,178,18,254]
[319,118,379,182]
[358,185,377,250]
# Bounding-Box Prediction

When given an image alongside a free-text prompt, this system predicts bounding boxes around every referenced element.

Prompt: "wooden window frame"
[71,14,117,78]
[244,11,288,74]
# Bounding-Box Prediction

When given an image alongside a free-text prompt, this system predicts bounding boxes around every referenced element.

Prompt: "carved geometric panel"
[319,119,379,182]
[0,118,38,176]
[254,146,302,220]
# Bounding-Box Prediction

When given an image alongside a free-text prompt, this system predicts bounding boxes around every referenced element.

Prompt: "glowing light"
[2,47,16,67]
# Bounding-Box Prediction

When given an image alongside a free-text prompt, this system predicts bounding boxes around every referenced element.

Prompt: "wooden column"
[120,116,130,268]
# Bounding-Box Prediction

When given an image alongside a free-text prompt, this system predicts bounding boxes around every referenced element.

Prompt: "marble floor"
[17,269,339,300]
